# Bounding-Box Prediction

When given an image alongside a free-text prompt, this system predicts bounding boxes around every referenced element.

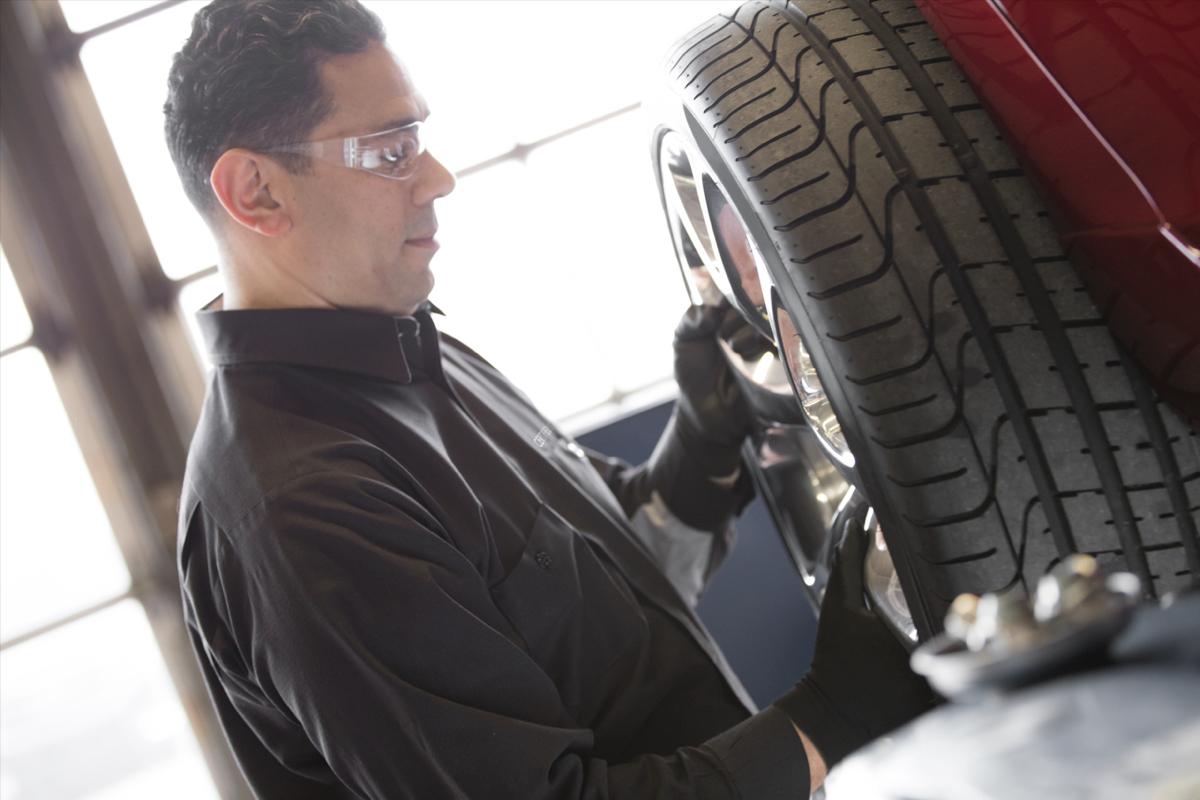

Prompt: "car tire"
[651,0,1199,637]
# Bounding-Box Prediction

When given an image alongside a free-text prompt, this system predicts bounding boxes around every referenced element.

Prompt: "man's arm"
[595,304,933,788]
[600,305,757,533]
[182,467,814,800]
[774,520,939,783]
[589,304,759,606]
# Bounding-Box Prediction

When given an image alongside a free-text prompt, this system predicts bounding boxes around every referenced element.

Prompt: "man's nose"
[412,150,455,205]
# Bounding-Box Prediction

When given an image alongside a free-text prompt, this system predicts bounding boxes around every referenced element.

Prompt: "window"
[0,600,216,800]
[0,250,218,798]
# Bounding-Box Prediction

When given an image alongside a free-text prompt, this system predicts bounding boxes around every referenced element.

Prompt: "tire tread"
[660,0,1199,622]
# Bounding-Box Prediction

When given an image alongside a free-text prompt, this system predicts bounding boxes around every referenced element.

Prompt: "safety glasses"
[263,121,426,180]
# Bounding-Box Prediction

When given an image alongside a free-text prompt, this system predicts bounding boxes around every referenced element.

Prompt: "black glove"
[671,303,755,477]
[717,302,776,367]
[621,304,758,532]
[773,519,938,768]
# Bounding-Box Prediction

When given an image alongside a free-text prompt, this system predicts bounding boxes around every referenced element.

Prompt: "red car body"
[915,0,1200,427]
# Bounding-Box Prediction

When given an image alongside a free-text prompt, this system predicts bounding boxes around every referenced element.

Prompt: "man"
[167,2,934,798]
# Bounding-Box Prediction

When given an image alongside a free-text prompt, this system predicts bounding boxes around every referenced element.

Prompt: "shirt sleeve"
[585,444,751,597]
[627,490,719,609]
[585,413,754,533]
[182,467,808,800]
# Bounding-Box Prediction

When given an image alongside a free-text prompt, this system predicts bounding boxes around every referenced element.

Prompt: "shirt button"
[535,551,553,571]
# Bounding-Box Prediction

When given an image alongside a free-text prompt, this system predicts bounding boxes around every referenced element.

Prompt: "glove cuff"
[638,409,753,532]
[672,401,746,478]
[772,675,871,770]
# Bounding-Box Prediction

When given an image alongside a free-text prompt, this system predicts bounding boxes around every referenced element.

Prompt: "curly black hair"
[164,0,385,218]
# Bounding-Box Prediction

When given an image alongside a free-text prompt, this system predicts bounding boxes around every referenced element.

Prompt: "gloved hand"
[773,519,938,768]
[622,303,760,532]
[716,302,776,367]
[671,302,756,477]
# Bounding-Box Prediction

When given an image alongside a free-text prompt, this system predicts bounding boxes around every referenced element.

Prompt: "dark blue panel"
[573,401,674,467]
[576,401,816,709]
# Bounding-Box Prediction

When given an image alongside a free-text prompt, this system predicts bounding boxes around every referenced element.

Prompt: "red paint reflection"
[717,203,765,308]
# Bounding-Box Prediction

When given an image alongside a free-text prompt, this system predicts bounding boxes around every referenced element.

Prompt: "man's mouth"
[406,231,439,249]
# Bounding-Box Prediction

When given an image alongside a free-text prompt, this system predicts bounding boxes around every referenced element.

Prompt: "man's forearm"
[793,722,828,795]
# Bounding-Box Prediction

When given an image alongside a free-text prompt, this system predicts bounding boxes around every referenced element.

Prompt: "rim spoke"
[775,303,854,467]
[864,511,920,643]
[660,132,721,305]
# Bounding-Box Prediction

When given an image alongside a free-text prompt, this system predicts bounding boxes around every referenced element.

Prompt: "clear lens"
[353,122,425,179]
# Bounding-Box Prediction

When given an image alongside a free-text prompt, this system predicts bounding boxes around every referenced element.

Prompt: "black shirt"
[178,306,808,799]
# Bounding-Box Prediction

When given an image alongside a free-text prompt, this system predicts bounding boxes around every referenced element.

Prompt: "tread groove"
[905,492,995,528]
[761,170,831,206]
[872,407,961,448]
[747,101,831,180]
[791,232,862,263]
[713,87,779,127]
[673,31,735,76]
[733,122,803,158]
[860,393,937,417]
[828,313,901,341]
[694,56,755,99]
[805,184,901,300]
[847,343,933,386]
[919,547,998,566]
[889,467,969,488]
[773,160,857,230]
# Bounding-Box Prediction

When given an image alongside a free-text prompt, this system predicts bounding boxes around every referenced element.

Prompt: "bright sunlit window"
[0,600,216,800]
[0,245,219,798]
[0,347,130,643]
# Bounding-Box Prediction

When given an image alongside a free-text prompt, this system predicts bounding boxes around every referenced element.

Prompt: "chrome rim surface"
[774,301,854,468]
[656,129,853,466]
[863,508,919,645]
[751,424,852,603]
[658,131,722,307]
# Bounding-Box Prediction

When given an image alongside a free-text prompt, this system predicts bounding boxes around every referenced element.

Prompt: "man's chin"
[388,274,434,318]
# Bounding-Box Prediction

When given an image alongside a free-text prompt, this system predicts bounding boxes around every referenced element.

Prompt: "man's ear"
[210,149,293,237]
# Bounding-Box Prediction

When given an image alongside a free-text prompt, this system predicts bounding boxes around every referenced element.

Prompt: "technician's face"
[286,42,455,316]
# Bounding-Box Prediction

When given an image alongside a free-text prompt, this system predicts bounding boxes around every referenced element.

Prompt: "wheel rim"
[657,122,915,640]
[751,424,853,601]
[774,299,854,468]
[657,129,854,466]
[658,131,722,307]
[863,508,919,645]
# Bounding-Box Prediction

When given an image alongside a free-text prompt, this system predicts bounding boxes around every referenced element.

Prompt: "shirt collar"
[197,302,444,385]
